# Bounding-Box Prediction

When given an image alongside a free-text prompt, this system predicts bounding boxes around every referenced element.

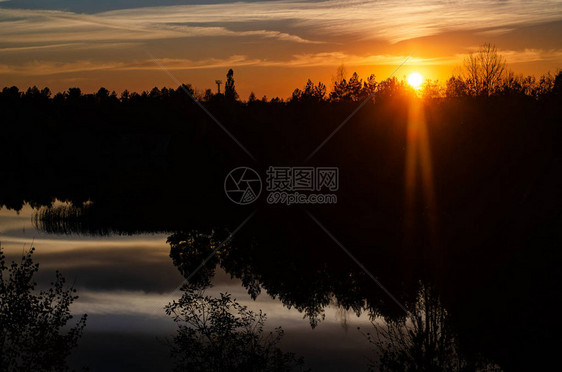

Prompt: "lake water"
[1,204,376,371]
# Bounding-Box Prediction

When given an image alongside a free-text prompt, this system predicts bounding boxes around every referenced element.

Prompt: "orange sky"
[1,0,561,99]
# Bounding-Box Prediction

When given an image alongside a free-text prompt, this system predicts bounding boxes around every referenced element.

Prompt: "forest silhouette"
[1,45,561,370]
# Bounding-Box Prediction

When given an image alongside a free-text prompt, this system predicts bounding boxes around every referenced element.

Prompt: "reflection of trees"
[165,287,306,372]
[166,223,410,329]
[168,230,219,289]
[361,284,501,372]
[0,247,87,371]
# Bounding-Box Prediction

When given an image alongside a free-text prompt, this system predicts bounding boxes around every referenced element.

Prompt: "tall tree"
[347,72,363,101]
[330,64,348,101]
[224,68,239,101]
[462,43,506,96]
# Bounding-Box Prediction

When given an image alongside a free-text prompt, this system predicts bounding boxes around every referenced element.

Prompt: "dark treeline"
[1,66,561,106]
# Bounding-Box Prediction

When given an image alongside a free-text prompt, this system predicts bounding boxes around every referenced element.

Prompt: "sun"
[407,72,423,89]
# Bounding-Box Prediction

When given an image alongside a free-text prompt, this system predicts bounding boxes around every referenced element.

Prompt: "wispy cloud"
[0,6,321,46]
[1,0,560,47]
[0,60,126,75]
[271,52,452,67]
[0,42,140,53]
[502,48,562,64]
[451,48,562,65]
[3,49,560,76]
[0,54,412,75]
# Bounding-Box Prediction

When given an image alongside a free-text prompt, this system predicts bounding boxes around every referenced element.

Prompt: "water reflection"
[360,284,500,371]
[28,185,562,372]
[167,223,410,329]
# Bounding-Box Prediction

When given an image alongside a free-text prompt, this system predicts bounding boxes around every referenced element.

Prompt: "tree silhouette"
[421,80,443,99]
[461,43,506,96]
[346,72,363,101]
[554,70,562,94]
[362,73,378,98]
[444,76,468,97]
[96,87,109,99]
[225,68,238,101]
[0,247,87,371]
[291,79,326,102]
[330,71,380,101]
[165,287,306,372]
[66,87,82,100]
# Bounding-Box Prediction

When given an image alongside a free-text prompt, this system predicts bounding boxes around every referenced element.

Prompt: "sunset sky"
[1,0,561,98]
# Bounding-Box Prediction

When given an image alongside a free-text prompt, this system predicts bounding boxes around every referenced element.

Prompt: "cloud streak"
[1,0,560,47]
[0,6,321,45]
[2,49,561,76]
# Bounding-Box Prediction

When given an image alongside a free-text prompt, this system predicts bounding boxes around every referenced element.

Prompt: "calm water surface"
[0,204,374,371]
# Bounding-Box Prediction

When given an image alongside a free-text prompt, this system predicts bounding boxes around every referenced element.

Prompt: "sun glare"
[407,72,423,89]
